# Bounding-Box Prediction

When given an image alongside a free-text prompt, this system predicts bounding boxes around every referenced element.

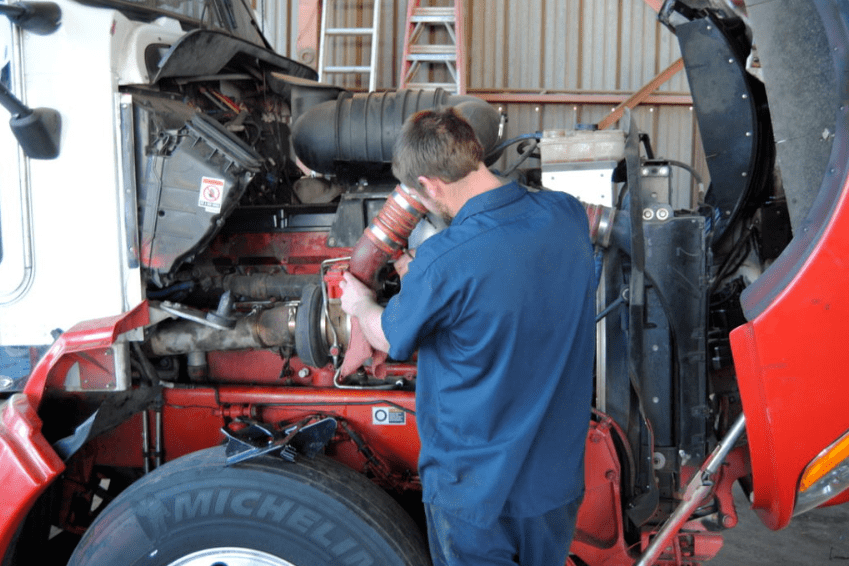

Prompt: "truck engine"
[1,0,848,565]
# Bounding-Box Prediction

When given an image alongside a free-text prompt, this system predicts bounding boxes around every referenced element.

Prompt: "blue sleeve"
[381,260,450,361]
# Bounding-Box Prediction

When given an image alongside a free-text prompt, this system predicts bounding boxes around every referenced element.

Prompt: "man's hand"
[339,271,390,353]
[340,272,376,318]
[394,249,416,280]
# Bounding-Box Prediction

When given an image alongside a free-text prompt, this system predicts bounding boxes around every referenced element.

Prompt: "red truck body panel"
[0,394,64,558]
[0,302,150,558]
[731,171,849,529]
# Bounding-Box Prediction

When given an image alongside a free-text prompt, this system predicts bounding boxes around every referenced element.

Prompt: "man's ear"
[418,176,442,200]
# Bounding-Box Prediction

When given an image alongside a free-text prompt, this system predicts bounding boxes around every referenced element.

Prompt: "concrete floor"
[709,484,849,565]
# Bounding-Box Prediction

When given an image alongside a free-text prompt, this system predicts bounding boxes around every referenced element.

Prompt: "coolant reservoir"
[539,129,625,207]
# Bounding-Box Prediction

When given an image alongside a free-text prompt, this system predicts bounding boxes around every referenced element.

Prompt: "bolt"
[298,367,311,379]
[722,514,736,528]
[656,208,670,221]
[643,208,654,221]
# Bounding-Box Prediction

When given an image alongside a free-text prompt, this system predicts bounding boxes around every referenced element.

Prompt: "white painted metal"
[0,20,33,306]
[542,163,619,208]
[0,1,168,346]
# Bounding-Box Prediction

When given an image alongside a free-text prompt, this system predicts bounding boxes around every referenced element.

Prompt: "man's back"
[382,181,596,526]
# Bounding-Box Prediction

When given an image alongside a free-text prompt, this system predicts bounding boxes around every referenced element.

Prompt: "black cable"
[485,132,542,159]
[502,140,539,177]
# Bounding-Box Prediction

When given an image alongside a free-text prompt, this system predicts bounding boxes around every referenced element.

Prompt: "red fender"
[0,301,149,560]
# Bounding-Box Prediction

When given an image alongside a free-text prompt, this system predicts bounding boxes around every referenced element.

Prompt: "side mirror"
[10,106,61,159]
[0,2,61,35]
[0,80,60,159]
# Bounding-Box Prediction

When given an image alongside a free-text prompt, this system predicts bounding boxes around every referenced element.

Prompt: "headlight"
[795,429,849,516]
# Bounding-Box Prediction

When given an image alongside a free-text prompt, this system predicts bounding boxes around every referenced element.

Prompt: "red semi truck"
[1,0,848,564]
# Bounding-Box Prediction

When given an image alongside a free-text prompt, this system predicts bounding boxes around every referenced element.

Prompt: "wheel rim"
[165,547,297,566]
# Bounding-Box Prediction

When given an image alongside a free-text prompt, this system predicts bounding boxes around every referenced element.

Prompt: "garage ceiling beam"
[472,90,691,107]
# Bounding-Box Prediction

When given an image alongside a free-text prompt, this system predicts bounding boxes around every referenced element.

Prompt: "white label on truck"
[198,177,225,213]
[373,406,407,426]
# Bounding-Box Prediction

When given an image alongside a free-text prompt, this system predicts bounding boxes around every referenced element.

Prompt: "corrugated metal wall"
[256,0,706,199]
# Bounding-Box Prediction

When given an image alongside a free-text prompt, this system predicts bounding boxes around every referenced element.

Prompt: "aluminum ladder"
[399,0,466,94]
[318,0,381,92]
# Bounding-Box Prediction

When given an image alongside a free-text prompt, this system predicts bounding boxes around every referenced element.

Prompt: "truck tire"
[66,446,431,566]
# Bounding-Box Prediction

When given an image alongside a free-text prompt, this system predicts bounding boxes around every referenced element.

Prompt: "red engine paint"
[571,414,635,565]
[207,231,344,275]
[639,523,723,566]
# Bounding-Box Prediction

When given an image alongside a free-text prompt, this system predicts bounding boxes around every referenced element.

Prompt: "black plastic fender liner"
[673,10,774,246]
[745,1,838,233]
[291,89,502,175]
[152,29,317,83]
[66,447,430,566]
[739,0,849,319]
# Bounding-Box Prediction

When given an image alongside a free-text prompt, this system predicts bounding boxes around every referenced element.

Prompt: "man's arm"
[339,272,391,353]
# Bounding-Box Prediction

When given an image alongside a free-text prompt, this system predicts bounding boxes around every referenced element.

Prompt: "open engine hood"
[153,29,317,83]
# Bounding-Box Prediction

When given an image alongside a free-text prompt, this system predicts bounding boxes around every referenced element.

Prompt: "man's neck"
[445,165,503,216]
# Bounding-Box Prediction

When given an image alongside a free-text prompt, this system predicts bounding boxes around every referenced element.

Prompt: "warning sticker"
[198,177,225,213]
[372,406,407,426]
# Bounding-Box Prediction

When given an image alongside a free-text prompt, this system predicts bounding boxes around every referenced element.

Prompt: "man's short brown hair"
[392,107,484,191]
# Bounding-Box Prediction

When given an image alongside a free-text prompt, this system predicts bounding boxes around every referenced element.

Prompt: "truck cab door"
[0,18,32,305]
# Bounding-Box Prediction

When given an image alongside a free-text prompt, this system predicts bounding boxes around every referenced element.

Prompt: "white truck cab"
[0,1,187,389]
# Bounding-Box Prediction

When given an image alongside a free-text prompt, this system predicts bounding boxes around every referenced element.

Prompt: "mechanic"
[340,107,595,566]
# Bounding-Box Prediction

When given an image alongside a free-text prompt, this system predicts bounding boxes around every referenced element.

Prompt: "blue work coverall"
[382,181,596,566]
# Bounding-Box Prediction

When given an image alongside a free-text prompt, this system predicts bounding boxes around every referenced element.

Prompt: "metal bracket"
[222,417,337,466]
